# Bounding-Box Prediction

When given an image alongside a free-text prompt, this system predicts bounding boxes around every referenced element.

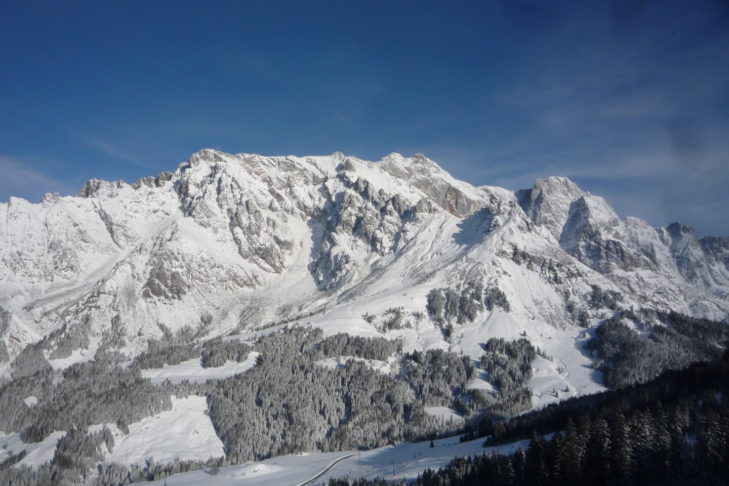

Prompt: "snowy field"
[46,347,96,370]
[0,430,66,469]
[140,352,260,384]
[92,396,225,466]
[132,435,530,486]
[424,407,464,424]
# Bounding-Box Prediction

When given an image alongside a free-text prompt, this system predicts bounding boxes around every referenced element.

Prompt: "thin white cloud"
[75,130,153,168]
[0,155,75,203]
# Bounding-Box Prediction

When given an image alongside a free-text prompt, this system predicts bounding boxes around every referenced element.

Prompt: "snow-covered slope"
[132,434,532,486]
[1,149,727,390]
[92,396,225,466]
[140,352,260,385]
[0,430,66,469]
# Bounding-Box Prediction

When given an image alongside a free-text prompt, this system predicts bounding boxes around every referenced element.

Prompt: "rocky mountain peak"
[666,221,697,239]
[378,153,485,217]
[77,178,127,198]
[517,176,586,241]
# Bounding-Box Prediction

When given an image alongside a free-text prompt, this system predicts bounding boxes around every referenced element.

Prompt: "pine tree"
[584,416,611,486]
[545,431,564,486]
[649,403,672,484]
[511,450,526,486]
[698,409,724,479]
[667,435,689,486]
[562,418,582,485]
[718,404,729,481]
[652,402,672,452]
[497,456,516,486]
[608,411,632,485]
[525,431,548,486]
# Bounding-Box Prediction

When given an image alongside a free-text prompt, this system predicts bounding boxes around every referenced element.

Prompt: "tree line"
[331,349,729,486]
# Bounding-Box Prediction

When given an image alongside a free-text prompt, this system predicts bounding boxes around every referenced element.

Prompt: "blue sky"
[1,0,728,235]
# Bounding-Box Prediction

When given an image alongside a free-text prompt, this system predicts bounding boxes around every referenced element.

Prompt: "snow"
[220,462,284,479]
[529,357,574,408]
[141,352,260,384]
[23,395,38,407]
[96,395,225,466]
[467,370,496,393]
[132,435,531,486]
[424,407,464,424]
[0,430,66,468]
[315,356,395,374]
[47,347,96,370]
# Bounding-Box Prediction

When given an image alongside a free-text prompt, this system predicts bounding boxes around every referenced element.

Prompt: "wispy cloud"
[75,130,153,169]
[0,155,76,203]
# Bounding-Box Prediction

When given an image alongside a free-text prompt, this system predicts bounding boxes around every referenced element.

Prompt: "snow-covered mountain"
[1,149,728,394]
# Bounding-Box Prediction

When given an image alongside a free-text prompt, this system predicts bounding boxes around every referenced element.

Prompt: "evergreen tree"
[525,431,548,486]
[561,418,582,485]
[584,416,611,486]
[608,411,632,485]
[630,409,655,484]
[496,456,515,486]
[545,431,564,486]
[698,409,725,481]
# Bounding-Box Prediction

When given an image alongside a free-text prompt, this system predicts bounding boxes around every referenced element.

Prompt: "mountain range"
[2,149,729,485]
[1,149,728,387]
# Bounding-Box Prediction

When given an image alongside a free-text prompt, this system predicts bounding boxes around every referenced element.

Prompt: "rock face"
[0,150,727,371]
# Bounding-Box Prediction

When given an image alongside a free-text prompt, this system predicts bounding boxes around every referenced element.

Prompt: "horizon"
[2,0,728,236]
